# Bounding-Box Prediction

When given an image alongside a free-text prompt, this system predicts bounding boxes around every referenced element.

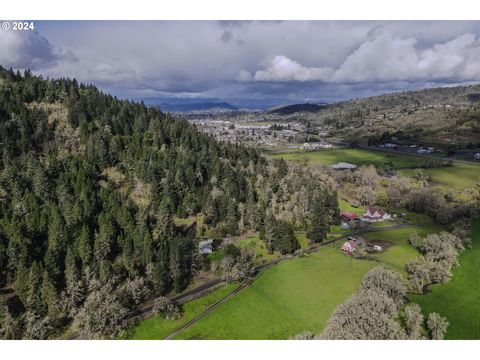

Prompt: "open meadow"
[411,221,480,339]
[273,148,480,189]
[130,223,437,340]
[272,148,422,170]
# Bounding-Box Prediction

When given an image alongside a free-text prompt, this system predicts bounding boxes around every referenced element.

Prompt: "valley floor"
[129,222,442,340]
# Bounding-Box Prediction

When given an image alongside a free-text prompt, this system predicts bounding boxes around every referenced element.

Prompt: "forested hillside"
[271,84,480,146]
[0,67,338,339]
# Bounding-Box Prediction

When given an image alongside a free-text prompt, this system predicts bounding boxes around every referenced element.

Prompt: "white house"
[373,245,383,251]
[475,153,480,161]
[363,208,391,222]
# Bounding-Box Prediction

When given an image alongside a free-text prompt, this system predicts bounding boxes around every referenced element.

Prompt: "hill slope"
[272,84,480,146]
[0,66,337,339]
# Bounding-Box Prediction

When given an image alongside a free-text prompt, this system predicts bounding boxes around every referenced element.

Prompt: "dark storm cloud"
[2,20,480,106]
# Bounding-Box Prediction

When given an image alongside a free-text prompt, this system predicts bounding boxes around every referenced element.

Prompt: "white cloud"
[244,32,480,84]
[252,55,333,82]
[236,69,253,82]
[0,30,62,70]
[4,21,480,102]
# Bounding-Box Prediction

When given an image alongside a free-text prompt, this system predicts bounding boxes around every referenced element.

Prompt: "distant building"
[331,162,357,170]
[198,239,214,254]
[417,149,430,154]
[341,212,360,221]
[302,142,333,150]
[363,208,391,222]
[341,240,358,254]
[475,153,480,161]
[373,245,383,251]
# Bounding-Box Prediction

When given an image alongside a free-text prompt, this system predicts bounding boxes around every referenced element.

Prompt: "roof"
[341,211,360,221]
[340,240,357,252]
[366,208,385,216]
[331,162,357,170]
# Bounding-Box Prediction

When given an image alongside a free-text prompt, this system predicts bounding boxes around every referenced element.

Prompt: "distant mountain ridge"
[157,101,238,112]
[268,103,328,115]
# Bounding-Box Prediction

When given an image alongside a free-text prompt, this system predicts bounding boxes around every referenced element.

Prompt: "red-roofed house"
[363,207,391,222]
[340,240,357,254]
[340,211,360,222]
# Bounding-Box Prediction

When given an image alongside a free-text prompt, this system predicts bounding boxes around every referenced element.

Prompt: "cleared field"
[411,221,480,339]
[338,198,364,215]
[274,148,480,189]
[174,244,380,339]
[401,162,480,189]
[209,233,310,266]
[364,224,443,272]
[130,224,439,340]
[129,283,238,340]
[273,148,421,169]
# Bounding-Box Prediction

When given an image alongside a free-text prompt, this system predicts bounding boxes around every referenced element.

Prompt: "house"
[198,239,214,254]
[341,211,360,222]
[475,153,480,161]
[373,245,382,251]
[341,240,358,254]
[331,162,357,170]
[363,207,391,222]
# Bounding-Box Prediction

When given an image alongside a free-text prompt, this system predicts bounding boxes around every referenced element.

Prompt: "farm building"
[340,240,357,254]
[373,245,382,251]
[330,162,357,170]
[363,208,391,222]
[198,239,214,254]
[340,211,360,221]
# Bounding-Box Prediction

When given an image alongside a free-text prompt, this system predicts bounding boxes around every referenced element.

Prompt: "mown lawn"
[411,221,480,339]
[129,283,238,340]
[174,244,379,339]
[273,148,421,170]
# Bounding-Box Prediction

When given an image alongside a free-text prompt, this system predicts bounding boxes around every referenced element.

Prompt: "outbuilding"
[198,239,214,254]
[340,240,358,254]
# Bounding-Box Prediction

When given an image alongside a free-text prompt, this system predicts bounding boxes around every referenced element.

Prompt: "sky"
[2,20,480,108]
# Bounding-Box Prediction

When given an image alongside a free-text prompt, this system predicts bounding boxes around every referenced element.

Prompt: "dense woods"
[0,67,338,339]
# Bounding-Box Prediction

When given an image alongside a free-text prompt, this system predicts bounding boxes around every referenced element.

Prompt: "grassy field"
[338,198,364,215]
[364,224,443,272]
[273,148,421,170]
[274,148,480,189]
[411,221,480,339]
[175,243,379,339]
[401,162,480,189]
[130,223,440,340]
[209,233,310,266]
[129,283,238,340]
